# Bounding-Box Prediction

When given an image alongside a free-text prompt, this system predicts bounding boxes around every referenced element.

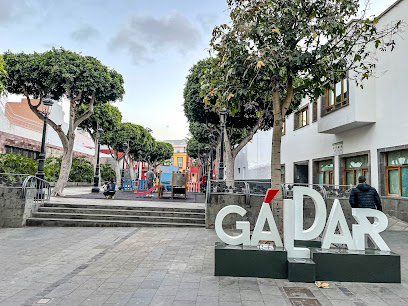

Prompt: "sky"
[0,0,397,141]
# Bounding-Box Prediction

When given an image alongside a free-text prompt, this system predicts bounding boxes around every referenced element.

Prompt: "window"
[312,101,318,122]
[295,106,308,130]
[5,145,39,160]
[325,78,348,113]
[281,165,285,184]
[317,160,333,185]
[344,155,369,186]
[177,157,183,168]
[385,150,408,197]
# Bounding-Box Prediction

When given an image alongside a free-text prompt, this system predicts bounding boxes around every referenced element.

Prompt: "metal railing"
[205,180,355,204]
[0,173,51,202]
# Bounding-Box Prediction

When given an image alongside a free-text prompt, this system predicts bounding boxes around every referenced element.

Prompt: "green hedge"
[0,153,95,183]
[101,163,115,182]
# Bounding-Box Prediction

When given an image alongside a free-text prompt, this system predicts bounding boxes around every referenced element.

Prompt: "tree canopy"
[2,48,125,195]
[77,103,122,141]
[148,141,174,168]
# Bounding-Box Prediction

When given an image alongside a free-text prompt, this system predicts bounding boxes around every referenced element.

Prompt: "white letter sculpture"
[352,208,390,251]
[285,186,327,258]
[215,205,250,246]
[251,190,283,247]
[321,199,356,250]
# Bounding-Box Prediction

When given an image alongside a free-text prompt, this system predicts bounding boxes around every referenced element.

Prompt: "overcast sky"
[0,0,397,141]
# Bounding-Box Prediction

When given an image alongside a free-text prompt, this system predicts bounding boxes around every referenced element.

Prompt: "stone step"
[43,202,204,213]
[31,212,205,224]
[37,207,205,218]
[26,218,205,228]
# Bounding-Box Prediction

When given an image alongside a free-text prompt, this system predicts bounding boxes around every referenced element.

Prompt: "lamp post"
[36,96,54,198]
[218,108,228,181]
[91,127,103,193]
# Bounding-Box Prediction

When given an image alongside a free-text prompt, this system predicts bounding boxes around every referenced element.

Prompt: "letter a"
[251,189,283,247]
[321,199,356,250]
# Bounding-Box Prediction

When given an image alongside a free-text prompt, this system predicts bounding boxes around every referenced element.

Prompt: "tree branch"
[74,92,95,129]
[232,113,263,158]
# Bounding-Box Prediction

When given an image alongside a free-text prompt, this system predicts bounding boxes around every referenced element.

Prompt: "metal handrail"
[0,173,51,202]
[22,175,51,202]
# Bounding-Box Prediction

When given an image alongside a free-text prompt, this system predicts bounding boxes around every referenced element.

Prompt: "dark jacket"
[107,182,116,192]
[349,183,382,211]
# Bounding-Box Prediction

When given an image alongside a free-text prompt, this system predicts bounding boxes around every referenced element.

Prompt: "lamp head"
[42,95,54,115]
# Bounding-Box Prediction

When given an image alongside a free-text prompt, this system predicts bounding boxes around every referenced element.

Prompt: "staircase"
[26,202,206,227]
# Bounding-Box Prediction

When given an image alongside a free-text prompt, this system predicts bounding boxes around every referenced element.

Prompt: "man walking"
[349,176,382,211]
[349,176,382,249]
[146,167,156,197]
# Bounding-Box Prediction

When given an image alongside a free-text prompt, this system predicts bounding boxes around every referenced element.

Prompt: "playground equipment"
[123,179,148,192]
[157,165,187,199]
[188,182,201,193]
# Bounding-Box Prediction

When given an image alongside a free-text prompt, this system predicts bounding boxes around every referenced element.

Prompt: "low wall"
[0,187,37,228]
[382,197,408,223]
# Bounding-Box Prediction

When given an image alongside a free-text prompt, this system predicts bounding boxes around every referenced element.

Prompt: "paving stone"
[174,288,198,301]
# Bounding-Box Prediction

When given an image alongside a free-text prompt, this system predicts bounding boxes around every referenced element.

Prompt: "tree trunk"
[215,140,220,180]
[114,159,121,187]
[271,119,284,233]
[51,141,74,196]
[128,157,136,182]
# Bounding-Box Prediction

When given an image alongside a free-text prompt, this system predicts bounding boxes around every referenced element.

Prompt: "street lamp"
[218,108,228,181]
[121,142,128,182]
[91,127,103,193]
[36,95,54,198]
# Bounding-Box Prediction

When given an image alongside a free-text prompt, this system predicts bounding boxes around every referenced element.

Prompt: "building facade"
[0,97,99,161]
[235,0,408,202]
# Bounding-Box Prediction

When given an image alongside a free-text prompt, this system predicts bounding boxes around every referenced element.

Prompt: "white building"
[235,0,408,201]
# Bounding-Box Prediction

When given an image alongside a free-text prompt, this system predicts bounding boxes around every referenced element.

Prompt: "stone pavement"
[0,225,408,306]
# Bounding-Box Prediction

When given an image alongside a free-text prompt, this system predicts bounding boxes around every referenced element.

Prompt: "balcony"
[318,81,376,134]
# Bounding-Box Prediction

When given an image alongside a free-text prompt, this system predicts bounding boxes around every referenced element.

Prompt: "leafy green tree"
[77,103,122,168]
[0,56,7,94]
[211,0,403,228]
[184,58,274,184]
[148,141,174,169]
[102,122,154,184]
[2,48,125,196]
[101,163,116,183]
[187,138,207,161]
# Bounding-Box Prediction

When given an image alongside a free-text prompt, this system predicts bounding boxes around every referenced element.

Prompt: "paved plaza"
[0,222,407,306]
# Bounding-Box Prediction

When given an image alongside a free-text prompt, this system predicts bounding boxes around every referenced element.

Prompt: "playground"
[119,165,203,202]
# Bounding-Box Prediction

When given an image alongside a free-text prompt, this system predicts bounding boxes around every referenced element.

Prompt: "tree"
[210,0,403,229]
[77,103,122,168]
[148,141,173,169]
[3,48,125,196]
[184,58,273,185]
[0,56,7,94]
[102,122,154,185]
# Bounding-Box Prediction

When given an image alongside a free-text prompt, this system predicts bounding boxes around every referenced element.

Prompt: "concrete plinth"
[288,258,316,283]
[311,248,401,283]
[215,242,288,278]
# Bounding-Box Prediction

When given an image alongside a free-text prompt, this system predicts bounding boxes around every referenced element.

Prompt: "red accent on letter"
[264,189,279,204]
